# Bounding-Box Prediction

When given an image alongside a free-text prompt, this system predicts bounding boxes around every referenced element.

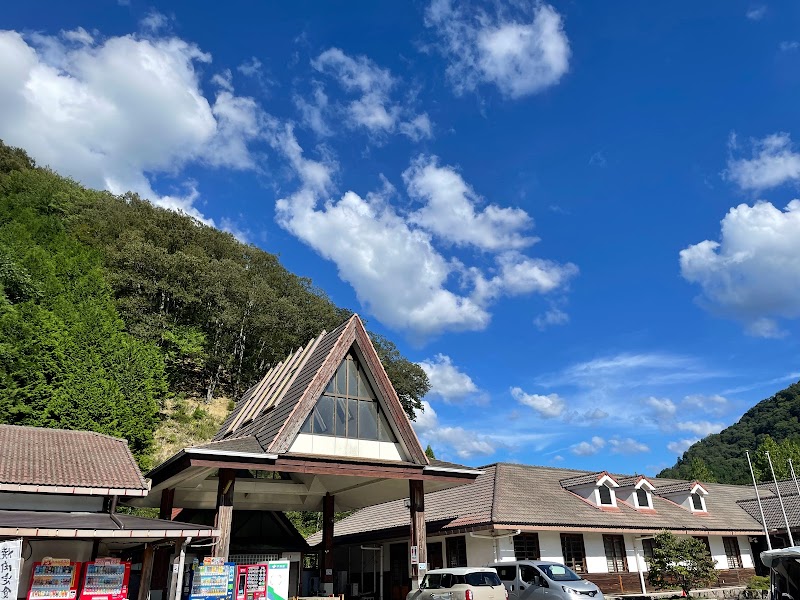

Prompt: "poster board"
[265,562,289,600]
[0,539,22,600]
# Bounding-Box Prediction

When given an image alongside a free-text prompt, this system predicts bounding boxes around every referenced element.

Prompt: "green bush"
[746,576,769,590]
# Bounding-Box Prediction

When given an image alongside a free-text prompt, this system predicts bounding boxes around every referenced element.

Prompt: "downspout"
[469,530,521,562]
[109,495,125,529]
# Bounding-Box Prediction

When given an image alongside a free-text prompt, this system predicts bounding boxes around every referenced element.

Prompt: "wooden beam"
[159,488,175,521]
[322,493,335,591]
[409,480,427,587]
[213,469,236,559]
[138,544,155,600]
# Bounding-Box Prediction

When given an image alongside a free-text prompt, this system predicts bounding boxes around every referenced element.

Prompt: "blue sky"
[3,1,800,474]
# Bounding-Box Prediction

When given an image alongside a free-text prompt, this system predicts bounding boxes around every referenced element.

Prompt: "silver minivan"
[489,561,604,600]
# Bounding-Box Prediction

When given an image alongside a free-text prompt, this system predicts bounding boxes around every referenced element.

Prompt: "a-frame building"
[132,315,480,593]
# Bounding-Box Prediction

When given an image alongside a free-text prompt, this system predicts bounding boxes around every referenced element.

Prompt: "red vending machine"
[79,558,132,600]
[235,565,267,600]
[27,559,82,600]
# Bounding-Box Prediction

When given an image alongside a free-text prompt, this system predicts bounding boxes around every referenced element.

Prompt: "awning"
[0,510,219,539]
[761,546,800,568]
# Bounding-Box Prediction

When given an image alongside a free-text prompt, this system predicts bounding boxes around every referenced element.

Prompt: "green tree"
[752,435,800,482]
[425,444,436,460]
[647,531,717,595]
[370,333,429,419]
[686,457,716,483]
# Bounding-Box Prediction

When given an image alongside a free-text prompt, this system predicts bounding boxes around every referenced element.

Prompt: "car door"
[518,566,550,600]
[494,565,518,600]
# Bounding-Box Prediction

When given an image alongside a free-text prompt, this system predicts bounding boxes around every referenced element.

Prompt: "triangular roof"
[654,480,709,496]
[560,470,619,488]
[210,314,428,465]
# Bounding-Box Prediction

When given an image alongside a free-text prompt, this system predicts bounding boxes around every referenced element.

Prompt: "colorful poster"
[0,539,22,600]
[265,562,289,600]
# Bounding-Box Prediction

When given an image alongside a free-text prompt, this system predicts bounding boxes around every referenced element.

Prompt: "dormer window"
[691,492,705,511]
[560,471,619,509]
[598,484,613,506]
[636,488,651,509]
[654,481,708,513]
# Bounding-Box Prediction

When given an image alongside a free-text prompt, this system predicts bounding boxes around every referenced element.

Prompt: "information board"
[0,539,22,600]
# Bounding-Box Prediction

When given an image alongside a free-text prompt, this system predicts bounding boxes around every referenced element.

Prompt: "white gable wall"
[290,433,406,461]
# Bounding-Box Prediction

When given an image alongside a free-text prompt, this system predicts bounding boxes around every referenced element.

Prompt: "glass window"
[519,565,540,584]
[316,395,334,434]
[446,536,467,568]
[335,398,347,437]
[359,400,378,440]
[514,533,541,560]
[347,356,358,396]
[723,537,742,569]
[495,566,516,581]
[598,485,613,505]
[539,564,580,582]
[636,488,650,508]
[691,493,704,511]
[560,534,586,573]
[300,409,313,433]
[378,410,394,442]
[603,535,627,573]
[421,574,441,590]
[464,572,502,587]
[642,538,655,563]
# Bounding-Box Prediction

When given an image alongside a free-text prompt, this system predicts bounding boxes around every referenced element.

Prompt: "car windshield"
[465,572,502,587]
[539,564,581,582]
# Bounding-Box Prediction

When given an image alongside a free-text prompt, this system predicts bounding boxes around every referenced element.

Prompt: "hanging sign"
[0,539,22,600]
[266,561,290,600]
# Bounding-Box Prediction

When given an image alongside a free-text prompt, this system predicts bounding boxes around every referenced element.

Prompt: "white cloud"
[780,41,800,52]
[571,436,606,456]
[680,200,800,335]
[425,0,569,98]
[295,82,331,136]
[534,307,569,330]
[423,426,497,458]
[310,48,430,140]
[412,400,440,432]
[645,396,677,418]
[511,387,565,418]
[746,6,767,21]
[405,155,535,251]
[140,10,169,33]
[726,133,800,192]
[62,27,94,46]
[667,438,699,455]
[609,437,650,454]
[562,407,608,423]
[418,354,484,403]
[675,420,725,437]
[0,28,265,226]
[270,129,576,337]
[683,394,729,415]
[237,57,262,77]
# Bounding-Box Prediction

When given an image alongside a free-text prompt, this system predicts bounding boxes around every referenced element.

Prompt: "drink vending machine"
[27,559,82,600]
[79,558,131,600]
[183,558,235,600]
[234,565,266,600]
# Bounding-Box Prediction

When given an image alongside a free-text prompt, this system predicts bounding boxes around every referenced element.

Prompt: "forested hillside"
[0,140,428,468]
[658,380,800,484]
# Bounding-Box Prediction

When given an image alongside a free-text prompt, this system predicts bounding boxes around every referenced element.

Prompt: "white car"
[406,568,508,600]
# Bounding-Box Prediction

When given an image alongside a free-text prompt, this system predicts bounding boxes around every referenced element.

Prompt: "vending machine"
[27,559,82,600]
[79,558,131,600]
[234,565,267,600]
[183,558,235,600]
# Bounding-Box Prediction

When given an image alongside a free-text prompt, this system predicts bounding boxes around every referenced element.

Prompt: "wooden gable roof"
[212,314,429,465]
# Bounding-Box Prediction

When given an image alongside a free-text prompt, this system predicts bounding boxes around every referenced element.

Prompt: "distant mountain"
[658,380,800,484]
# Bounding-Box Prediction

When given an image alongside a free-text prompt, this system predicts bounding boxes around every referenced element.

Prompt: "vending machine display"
[27,559,82,600]
[235,565,267,600]
[79,558,131,600]
[184,559,235,600]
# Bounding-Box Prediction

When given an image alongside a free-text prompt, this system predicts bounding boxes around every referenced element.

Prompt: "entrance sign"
[0,539,21,600]
[266,561,289,600]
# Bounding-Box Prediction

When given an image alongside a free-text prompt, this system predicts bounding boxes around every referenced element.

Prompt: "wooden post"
[213,469,236,559]
[138,544,155,600]
[160,488,175,520]
[322,493,335,594]
[409,480,427,589]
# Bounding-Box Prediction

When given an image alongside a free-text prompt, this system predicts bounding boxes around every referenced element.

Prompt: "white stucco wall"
[739,536,755,569]
[496,536,516,562]
[290,434,405,461]
[583,533,608,573]
[707,536,726,570]
[623,535,643,573]
[537,531,563,563]
[466,536,496,566]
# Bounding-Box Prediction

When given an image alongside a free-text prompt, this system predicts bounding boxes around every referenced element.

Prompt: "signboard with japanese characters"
[0,539,22,600]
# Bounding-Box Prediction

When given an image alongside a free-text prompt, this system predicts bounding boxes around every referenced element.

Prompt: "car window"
[495,566,516,581]
[519,566,540,584]
[422,574,442,589]
[465,572,502,587]
[539,565,580,582]
[441,574,454,589]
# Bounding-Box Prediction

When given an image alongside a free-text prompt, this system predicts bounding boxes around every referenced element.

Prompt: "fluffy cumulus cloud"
[425,0,570,98]
[418,354,485,404]
[609,437,650,454]
[675,420,725,437]
[645,396,677,418]
[683,394,728,415]
[571,436,605,456]
[271,129,577,337]
[680,200,800,337]
[412,400,497,458]
[533,307,569,330]
[0,28,264,225]
[726,133,800,192]
[511,387,565,418]
[309,48,431,140]
[667,438,699,455]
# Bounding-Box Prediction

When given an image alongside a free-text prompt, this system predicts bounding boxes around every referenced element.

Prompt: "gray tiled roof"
[654,481,703,495]
[737,493,800,529]
[0,425,148,491]
[314,463,767,544]
[616,475,651,487]
[559,471,610,487]
[195,436,264,453]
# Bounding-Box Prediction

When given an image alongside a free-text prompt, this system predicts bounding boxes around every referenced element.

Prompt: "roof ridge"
[0,424,130,444]
[490,463,501,522]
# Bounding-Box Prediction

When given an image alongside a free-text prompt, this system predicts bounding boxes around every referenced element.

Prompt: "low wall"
[586,568,756,595]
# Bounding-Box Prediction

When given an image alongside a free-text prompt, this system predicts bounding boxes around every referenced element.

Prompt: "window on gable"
[300,352,398,442]
[603,535,627,573]
[513,533,541,560]
[635,488,651,508]
[691,492,705,511]
[598,484,613,505]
